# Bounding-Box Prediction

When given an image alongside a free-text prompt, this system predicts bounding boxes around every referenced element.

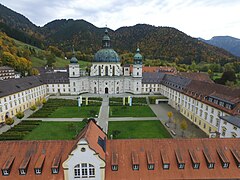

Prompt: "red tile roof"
[0,140,75,180]
[105,138,240,180]
[178,72,214,83]
[130,66,177,74]
[75,120,107,160]
[184,80,240,115]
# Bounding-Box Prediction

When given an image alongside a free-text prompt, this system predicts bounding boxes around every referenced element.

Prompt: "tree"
[30,105,37,111]
[30,68,39,76]
[16,111,24,119]
[167,111,173,123]
[180,119,188,137]
[5,117,14,127]
[216,70,237,85]
[42,98,47,104]
[45,51,56,67]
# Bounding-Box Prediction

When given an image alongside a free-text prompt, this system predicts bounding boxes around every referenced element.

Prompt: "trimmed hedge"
[109,97,148,106]
[0,120,42,141]
[29,98,101,118]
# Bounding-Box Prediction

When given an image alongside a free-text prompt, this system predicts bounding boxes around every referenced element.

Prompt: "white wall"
[63,139,105,180]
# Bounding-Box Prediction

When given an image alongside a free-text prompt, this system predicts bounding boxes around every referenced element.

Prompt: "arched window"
[112,66,115,76]
[105,66,108,76]
[74,163,95,178]
[99,66,101,76]
[73,72,75,76]
[74,164,80,178]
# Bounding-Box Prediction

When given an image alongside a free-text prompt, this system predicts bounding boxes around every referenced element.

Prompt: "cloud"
[0,0,240,39]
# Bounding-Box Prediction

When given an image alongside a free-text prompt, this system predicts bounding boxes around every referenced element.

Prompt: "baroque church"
[69,29,142,95]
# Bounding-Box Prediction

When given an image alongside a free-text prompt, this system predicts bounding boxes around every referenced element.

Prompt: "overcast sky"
[1,0,240,39]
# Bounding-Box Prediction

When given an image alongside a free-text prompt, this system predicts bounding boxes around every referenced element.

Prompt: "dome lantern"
[102,29,111,48]
[70,47,78,64]
[93,28,120,63]
[134,47,143,65]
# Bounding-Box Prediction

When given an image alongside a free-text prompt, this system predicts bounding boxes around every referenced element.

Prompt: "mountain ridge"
[0,3,239,65]
[199,36,240,57]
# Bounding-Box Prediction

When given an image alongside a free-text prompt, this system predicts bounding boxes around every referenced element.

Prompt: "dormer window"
[178,163,185,169]
[193,163,199,169]
[163,163,169,170]
[208,163,214,169]
[35,168,41,175]
[148,164,154,170]
[217,148,230,169]
[133,164,139,170]
[19,169,26,175]
[111,165,118,171]
[52,168,59,174]
[2,170,9,176]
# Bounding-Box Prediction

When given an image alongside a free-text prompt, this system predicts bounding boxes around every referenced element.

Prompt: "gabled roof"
[0,66,14,70]
[0,76,44,98]
[178,72,213,83]
[0,140,75,179]
[40,72,69,84]
[75,120,107,160]
[106,138,240,180]
[142,72,165,84]
[220,116,240,128]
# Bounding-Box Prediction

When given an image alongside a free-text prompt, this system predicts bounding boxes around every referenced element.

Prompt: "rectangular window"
[208,163,214,169]
[52,168,58,174]
[35,169,41,175]
[193,163,199,169]
[81,163,88,177]
[19,169,26,175]
[111,165,118,171]
[148,164,154,170]
[133,164,139,170]
[178,163,185,169]
[163,164,169,170]
[2,170,9,176]
[89,165,95,177]
[74,168,80,178]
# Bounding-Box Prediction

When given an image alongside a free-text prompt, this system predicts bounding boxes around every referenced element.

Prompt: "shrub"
[5,118,14,126]
[36,100,42,107]
[30,105,37,111]
[16,111,24,119]
[42,98,47,104]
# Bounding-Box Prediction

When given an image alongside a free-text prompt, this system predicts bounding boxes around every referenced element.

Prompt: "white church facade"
[68,29,142,95]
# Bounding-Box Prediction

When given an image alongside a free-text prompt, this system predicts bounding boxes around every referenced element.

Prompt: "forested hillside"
[0,3,239,66]
[0,32,34,75]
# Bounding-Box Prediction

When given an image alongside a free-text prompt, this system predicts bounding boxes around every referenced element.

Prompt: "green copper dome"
[93,28,120,62]
[70,56,78,64]
[94,48,120,62]
[134,48,142,64]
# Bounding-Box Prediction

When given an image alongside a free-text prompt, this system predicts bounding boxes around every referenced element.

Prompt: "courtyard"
[0,95,208,140]
[108,120,171,139]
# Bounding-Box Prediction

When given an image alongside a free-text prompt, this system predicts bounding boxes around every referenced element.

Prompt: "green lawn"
[54,57,91,68]
[48,106,100,118]
[24,121,85,140]
[108,120,171,139]
[109,106,156,117]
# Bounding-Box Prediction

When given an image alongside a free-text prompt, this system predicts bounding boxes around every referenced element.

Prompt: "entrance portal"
[105,87,108,94]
